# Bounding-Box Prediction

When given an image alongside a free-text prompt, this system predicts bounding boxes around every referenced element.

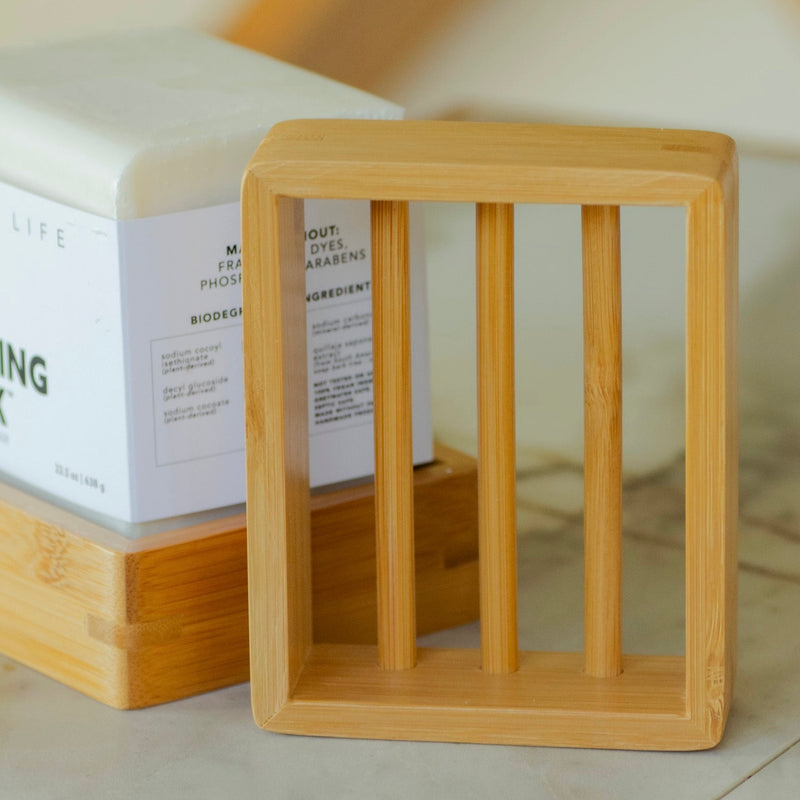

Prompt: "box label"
[150,325,244,466]
[0,182,130,517]
[0,181,432,524]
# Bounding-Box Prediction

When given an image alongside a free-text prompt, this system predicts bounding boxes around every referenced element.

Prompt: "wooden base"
[266,646,703,750]
[0,444,478,709]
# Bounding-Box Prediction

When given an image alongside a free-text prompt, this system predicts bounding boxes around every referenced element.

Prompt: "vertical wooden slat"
[371,200,416,671]
[685,183,738,736]
[582,204,623,679]
[476,202,518,674]
[242,181,311,724]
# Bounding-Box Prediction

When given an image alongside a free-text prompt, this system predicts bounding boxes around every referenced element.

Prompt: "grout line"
[624,529,684,551]
[515,463,580,481]
[740,513,800,544]
[736,561,800,586]
[515,497,582,524]
[624,530,800,585]
[713,736,800,798]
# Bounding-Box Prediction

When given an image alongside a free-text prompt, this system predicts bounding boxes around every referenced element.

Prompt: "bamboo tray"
[0,443,478,709]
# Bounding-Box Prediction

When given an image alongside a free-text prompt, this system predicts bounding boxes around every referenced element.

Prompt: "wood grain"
[371,200,417,670]
[248,120,735,206]
[684,175,739,742]
[271,645,699,750]
[242,177,310,723]
[244,120,738,749]
[582,205,623,678]
[476,202,518,674]
[0,446,479,708]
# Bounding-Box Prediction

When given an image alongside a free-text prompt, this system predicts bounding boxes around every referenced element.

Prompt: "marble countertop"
[2,406,799,799]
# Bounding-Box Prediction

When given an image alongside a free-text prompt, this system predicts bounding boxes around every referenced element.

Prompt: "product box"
[0,29,433,525]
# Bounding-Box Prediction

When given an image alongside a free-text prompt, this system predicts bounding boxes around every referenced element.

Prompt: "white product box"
[0,30,433,526]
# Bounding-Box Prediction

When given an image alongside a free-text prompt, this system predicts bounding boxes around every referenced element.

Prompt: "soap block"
[0,29,433,525]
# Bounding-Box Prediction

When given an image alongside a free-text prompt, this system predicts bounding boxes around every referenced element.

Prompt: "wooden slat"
[582,205,623,678]
[242,179,312,725]
[684,180,739,740]
[371,200,416,671]
[476,202,518,674]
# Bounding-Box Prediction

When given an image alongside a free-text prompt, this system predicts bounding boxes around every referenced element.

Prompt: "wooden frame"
[243,120,738,749]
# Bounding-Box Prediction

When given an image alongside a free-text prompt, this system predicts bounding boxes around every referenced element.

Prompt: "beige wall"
[4,0,799,150]
[0,0,247,47]
[384,0,800,150]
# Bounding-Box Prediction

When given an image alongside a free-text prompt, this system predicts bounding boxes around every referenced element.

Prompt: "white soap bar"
[0,29,433,530]
[0,28,403,217]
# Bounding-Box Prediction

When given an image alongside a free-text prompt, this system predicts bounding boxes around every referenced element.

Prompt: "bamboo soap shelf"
[0,444,478,709]
[243,120,738,750]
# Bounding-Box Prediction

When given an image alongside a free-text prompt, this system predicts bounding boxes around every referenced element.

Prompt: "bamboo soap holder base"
[0,444,479,709]
[243,120,738,750]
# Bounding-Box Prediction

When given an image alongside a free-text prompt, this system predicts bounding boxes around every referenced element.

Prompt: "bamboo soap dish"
[243,120,738,750]
[0,444,479,709]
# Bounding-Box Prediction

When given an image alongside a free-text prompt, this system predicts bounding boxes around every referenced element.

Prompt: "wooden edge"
[259,645,722,750]
[0,472,248,555]
[684,155,738,743]
[242,174,312,727]
[246,120,737,206]
[268,704,715,751]
[0,490,126,615]
[0,444,468,559]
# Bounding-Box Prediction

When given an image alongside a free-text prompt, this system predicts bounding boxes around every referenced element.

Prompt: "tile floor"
[2,406,799,798]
